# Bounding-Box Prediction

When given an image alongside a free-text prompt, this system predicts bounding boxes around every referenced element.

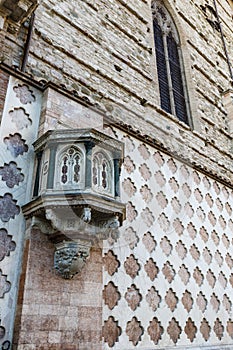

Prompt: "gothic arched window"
[92,152,113,194]
[60,147,83,186]
[152,1,190,125]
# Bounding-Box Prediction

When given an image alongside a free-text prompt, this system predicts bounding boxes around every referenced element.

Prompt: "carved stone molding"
[54,241,91,279]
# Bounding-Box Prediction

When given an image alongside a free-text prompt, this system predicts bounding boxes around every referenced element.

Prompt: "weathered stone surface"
[0,228,16,261]
[0,162,24,188]
[126,317,143,346]
[102,317,121,347]
[0,269,11,298]
[4,133,28,157]
[103,282,120,310]
[0,193,20,222]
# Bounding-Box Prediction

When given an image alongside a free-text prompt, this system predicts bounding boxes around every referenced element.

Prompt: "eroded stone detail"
[179,264,190,285]
[167,318,181,344]
[169,177,179,193]
[200,319,211,341]
[193,267,204,286]
[214,318,224,340]
[158,213,170,232]
[0,162,24,188]
[0,269,11,298]
[138,144,150,160]
[182,290,193,312]
[160,236,172,256]
[146,287,161,311]
[124,254,140,279]
[156,191,168,209]
[223,294,232,313]
[122,178,136,197]
[190,244,200,261]
[123,227,138,249]
[200,226,208,243]
[206,269,216,288]
[126,202,137,222]
[140,185,153,203]
[13,84,35,104]
[139,163,151,181]
[142,232,156,253]
[141,208,154,227]
[9,107,32,130]
[175,240,187,260]
[0,194,20,222]
[103,282,120,310]
[197,292,207,312]
[126,317,143,346]
[162,261,175,283]
[103,250,120,276]
[0,228,16,261]
[210,293,220,312]
[125,284,142,311]
[103,316,121,347]
[185,318,197,342]
[144,258,159,281]
[165,288,178,311]
[123,156,135,174]
[148,318,163,344]
[4,133,28,157]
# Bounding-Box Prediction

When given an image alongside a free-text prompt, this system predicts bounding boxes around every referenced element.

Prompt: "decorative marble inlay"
[200,226,208,243]
[193,267,203,286]
[205,193,213,207]
[179,264,190,285]
[227,320,233,338]
[139,163,151,181]
[225,253,233,269]
[190,244,200,261]
[213,182,220,195]
[123,227,138,249]
[9,107,32,130]
[197,292,207,312]
[208,211,216,226]
[185,202,194,218]
[210,293,220,312]
[211,230,219,246]
[219,272,227,288]
[165,288,178,311]
[122,178,136,197]
[180,164,189,179]
[103,317,121,347]
[187,223,197,240]
[154,170,166,187]
[206,269,216,288]
[167,318,181,344]
[4,133,28,157]
[182,290,193,312]
[13,84,35,104]
[200,319,211,341]
[0,270,11,298]
[126,202,137,222]
[142,231,156,253]
[192,170,200,184]
[214,319,224,340]
[156,191,168,209]
[146,287,161,311]
[124,255,140,279]
[103,250,120,276]
[126,317,143,346]
[197,207,205,222]
[223,294,232,313]
[203,176,211,189]
[162,261,175,283]
[185,318,197,342]
[141,208,154,227]
[148,318,163,344]
[0,194,20,222]
[171,197,181,214]
[194,188,203,203]
[158,213,170,232]
[182,183,191,198]
[123,156,135,174]
[144,258,159,281]
[122,135,135,152]
[167,158,177,173]
[173,218,184,235]
[125,284,142,311]
[103,282,120,310]
[0,162,24,188]
[214,250,223,267]
[175,240,187,260]
[160,236,172,256]
[138,144,150,160]
[140,185,153,203]
[222,233,230,248]
[0,228,16,261]
[169,177,179,193]
[202,247,212,265]
[153,151,164,166]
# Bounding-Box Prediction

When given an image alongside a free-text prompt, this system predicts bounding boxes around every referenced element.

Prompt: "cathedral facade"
[0,0,233,349]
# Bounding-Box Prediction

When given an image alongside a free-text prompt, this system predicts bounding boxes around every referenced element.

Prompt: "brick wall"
[0,70,9,123]
[13,229,102,350]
